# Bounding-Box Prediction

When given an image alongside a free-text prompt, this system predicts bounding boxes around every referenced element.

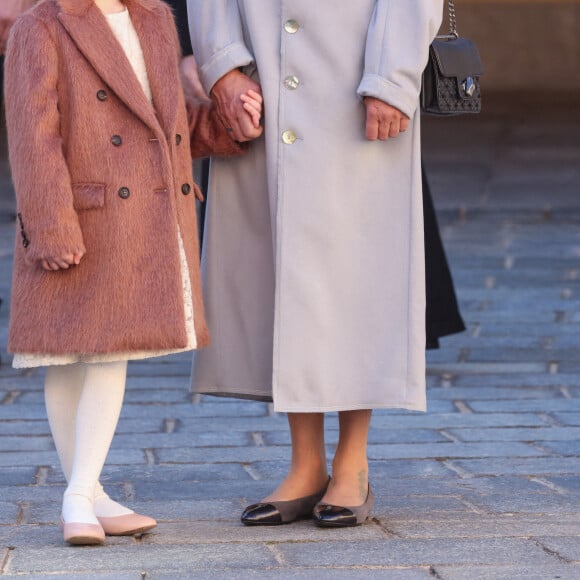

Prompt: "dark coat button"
[97,89,108,101]
[181,183,192,195]
[176,134,182,145]
[118,187,130,199]
[111,134,122,146]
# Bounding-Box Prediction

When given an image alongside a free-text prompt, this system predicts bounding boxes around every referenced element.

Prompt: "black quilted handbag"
[421,0,484,116]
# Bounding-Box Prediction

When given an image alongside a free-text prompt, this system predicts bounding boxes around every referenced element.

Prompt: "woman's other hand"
[364,97,409,141]
[211,70,263,142]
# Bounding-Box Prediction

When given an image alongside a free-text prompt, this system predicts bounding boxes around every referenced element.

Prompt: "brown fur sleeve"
[5,14,85,264]
[160,3,244,159]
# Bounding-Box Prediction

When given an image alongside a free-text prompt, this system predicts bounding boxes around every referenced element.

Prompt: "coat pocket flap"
[72,183,106,211]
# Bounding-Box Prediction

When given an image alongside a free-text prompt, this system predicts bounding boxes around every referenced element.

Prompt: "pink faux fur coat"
[5,0,242,354]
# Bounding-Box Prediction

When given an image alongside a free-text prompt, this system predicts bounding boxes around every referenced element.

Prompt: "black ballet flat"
[313,485,374,527]
[241,479,330,526]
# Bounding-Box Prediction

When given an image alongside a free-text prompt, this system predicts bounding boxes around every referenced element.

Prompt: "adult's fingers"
[241,100,262,128]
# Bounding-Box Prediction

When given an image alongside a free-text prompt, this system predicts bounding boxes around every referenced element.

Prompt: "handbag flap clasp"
[431,38,485,78]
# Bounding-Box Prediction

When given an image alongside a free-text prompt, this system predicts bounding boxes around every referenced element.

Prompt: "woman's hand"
[211,70,263,142]
[41,249,85,271]
[364,97,409,141]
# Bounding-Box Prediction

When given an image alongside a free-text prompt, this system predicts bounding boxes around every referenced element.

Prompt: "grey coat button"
[181,183,192,195]
[284,75,300,90]
[284,19,299,34]
[111,134,122,147]
[96,90,108,101]
[118,187,130,199]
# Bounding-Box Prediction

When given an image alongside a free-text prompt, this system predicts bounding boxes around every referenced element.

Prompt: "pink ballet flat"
[97,513,157,536]
[62,521,105,546]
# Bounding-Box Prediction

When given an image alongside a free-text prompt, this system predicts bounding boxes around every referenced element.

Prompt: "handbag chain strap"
[448,0,458,37]
[437,0,459,40]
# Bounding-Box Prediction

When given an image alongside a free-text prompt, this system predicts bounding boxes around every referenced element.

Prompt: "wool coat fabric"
[6,0,242,355]
[188,0,444,413]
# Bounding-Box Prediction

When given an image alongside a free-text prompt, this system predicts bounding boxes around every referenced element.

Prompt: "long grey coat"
[188,0,443,413]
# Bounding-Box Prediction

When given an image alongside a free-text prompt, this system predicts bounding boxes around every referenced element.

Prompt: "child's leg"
[61,360,127,524]
[45,363,133,517]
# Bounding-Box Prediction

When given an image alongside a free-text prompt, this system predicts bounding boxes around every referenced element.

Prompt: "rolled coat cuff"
[199,42,254,93]
[357,74,419,119]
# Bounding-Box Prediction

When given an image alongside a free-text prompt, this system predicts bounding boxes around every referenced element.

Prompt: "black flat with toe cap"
[313,484,374,527]
[241,479,330,526]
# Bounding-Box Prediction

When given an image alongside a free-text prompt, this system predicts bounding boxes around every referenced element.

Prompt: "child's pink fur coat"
[5,0,242,354]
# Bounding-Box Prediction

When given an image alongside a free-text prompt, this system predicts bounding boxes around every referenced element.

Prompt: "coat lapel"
[57,0,178,137]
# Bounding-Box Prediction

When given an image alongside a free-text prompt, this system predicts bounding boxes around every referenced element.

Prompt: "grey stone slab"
[545,476,580,493]
[469,400,580,413]
[552,413,580,426]
[448,427,580,443]
[0,421,51,437]
[434,564,580,580]
[0,501,19,524]
[389,515,580,539]
[0,448,144,468]
[371,413,548,429]
[426,362,547,375]
[372,495,470,517]
[366,442,543,460]
[156,446,291,464]
[6,544,277,574]
[142,519,386,545]
[117,402,269,419]
[0,436,54,452]
[1,575,141,580]
[463,493,580,515]
[149,570,433,580]
[0,466,37,486]
[452,458,580,477]
[276,538,556,567]
[265,429,448,446]
[538,537,580,562]
[426,387,561,400]
[111,430,252,449]
[538,441,580,456]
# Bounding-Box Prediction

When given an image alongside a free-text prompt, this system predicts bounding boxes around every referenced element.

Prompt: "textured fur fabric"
[5,0,242,354]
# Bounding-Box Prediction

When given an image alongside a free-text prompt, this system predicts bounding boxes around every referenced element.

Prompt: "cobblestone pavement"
[1,95,579,578]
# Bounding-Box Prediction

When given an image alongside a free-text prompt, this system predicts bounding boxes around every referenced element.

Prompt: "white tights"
[45,361,133,524]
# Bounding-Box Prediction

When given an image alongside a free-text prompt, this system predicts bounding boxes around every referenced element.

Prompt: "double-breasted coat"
[6,0,241,355]
[188,0,444,413]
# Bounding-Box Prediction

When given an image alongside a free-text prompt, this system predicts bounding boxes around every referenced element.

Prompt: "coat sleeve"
[357,0,444,118]
[4,14,85,265]
[161,3,244,158]
[187,0,254,93]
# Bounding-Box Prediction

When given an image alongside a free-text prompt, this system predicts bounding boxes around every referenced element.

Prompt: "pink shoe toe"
[97,513,157,536]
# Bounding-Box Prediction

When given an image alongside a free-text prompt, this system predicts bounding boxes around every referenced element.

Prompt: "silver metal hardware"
[462,77,476,97]
[435,1,459,40]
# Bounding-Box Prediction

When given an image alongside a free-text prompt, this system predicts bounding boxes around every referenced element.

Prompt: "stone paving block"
[426,387,560,400]
[0,501,19,524]
[451,475,555,496]
[552,413,580,426]
[142,519,387,545]
[538,537,580,562]
[538,441,580,456]
[462,493,580,515]
[251,459,451,480]
[469,400,580,413]
[156,446,291,464]
[366,442,543,460]
[0,421,50,437]
[110,430,252,450]
[451,458,580,477]
[448,427,580,443]
[148,569,434,580]
[5,544,277,574]
[117,402,269,419]
[372,495,470,518]
[434,564,580,580]
[0,436,53,452]
[389,515,580,539]
[0,467,37,486]
[371,413,548,429]
[265,429,448,446]
[275,538,557,567]
[427,362,547,376]
[544,476,580,493]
